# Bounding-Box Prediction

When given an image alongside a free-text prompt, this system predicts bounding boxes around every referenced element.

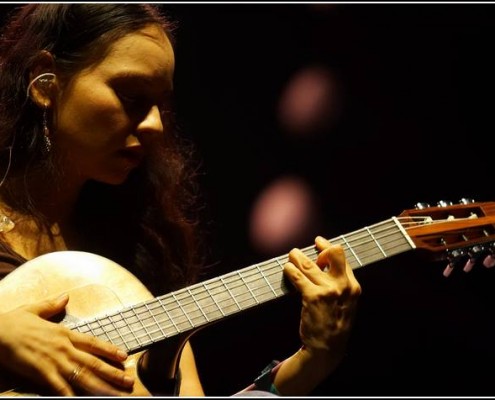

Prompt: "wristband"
[253,360,282,395]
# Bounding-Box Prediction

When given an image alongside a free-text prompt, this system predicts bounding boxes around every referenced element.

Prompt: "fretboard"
[72,217,415,353]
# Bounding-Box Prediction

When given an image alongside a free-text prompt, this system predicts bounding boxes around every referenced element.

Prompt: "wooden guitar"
[1,200,495,396]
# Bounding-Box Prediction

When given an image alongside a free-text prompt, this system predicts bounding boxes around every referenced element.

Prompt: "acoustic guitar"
[1,200,494,396]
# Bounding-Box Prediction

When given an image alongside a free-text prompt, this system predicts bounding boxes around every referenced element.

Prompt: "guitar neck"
[71,217,414,353]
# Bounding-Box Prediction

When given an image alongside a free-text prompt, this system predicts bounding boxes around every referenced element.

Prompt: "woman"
[0,4,361,396]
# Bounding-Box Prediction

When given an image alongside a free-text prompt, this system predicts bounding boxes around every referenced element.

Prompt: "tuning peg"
[483,256,495,268]
[459,198,475,204]
[443,264,454,277]
[463,259,475,272]
[443,248,467,277]
[483,243,495,268]
[437,200,454,207]
[415,202,431,210]
[463,244,488,272]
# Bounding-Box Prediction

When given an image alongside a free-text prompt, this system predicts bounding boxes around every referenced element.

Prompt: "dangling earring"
[42,104,51,153]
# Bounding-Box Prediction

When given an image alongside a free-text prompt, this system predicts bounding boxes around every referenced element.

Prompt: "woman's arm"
[178,341,205,396]
[239,236,361,396]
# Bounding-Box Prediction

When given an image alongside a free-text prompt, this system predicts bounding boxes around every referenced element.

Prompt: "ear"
[27,50,58,108]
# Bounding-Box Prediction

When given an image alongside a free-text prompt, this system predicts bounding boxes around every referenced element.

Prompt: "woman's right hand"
[0,293,135,396]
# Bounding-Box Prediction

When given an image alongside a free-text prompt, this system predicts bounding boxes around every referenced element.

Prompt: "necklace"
[0,214,15,233]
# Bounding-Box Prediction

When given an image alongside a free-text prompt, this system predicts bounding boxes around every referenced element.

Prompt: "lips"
[119,145,144,166]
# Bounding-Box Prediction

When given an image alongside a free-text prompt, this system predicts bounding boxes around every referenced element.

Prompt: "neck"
[0,172,86,253]
[2,169,84,226]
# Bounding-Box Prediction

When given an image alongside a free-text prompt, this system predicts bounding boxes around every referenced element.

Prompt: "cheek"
[56,85,126,147]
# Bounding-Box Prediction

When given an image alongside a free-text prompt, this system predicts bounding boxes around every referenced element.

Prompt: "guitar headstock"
[398,199,495,277]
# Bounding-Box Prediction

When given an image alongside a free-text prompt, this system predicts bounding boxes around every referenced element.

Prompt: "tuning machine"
[443,242,495,277]
[443,248,468,277]
[415,198,476,210]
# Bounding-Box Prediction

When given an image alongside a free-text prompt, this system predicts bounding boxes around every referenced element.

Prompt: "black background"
[165,4,495,396]
[3,3,495,396]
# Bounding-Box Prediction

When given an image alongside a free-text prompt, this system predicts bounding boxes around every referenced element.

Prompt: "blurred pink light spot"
[249,176,318,255]
[277,65,341,137]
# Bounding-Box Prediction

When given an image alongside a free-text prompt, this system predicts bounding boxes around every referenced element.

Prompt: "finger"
[315,237,360,285]
[283,261,311,294]
[322,245,362,299]
[315,237,347,274]
[64,364,131,396]
[315,235,332,252]
[23,293,70,319]
[70,330,129,363]
[317,244,347,278]
[284,247,323,291]
[81,354,134,389]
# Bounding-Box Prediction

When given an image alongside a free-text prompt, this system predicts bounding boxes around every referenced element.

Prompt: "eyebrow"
[111,71,172,91]
[113,72,153,84]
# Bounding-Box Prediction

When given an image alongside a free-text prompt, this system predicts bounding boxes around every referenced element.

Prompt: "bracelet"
[253,360,282,395]
[137,352,181,396]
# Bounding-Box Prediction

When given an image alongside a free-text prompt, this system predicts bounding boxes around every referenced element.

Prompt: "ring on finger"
[68,364,84,384]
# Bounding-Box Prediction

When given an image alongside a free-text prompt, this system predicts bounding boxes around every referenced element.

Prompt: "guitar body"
[1,201,494,396]
[0,251,185,396]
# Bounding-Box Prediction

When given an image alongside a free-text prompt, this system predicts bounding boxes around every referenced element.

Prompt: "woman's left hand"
[283,236,362,358]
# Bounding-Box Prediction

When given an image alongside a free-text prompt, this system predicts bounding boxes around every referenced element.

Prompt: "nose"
[137,104,163,136]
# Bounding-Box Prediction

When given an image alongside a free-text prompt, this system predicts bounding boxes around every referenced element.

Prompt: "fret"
[105,313,126,346]
[238,270,259,306]
[161,298,181,334]
[237,267,265,306]
[218,276,241,314]
[134,303,156,345]
[202,280,227,320]
[369,221,412,260]
[228,273,257,309]
[336,219,413,270]
[365,226,387,258]
[345,224,385,267]
[118,307,147,351]
[265,262,288,296]
[275,257,286,269]
[171,292,195,331]
[187,287,210,325]
[365,222,400,261]
[144,302,168,343]
[255,263,277,299]
[338,234,361,267]
[236,266,266,303]
[194,282,224,320]
[154,298,179,338]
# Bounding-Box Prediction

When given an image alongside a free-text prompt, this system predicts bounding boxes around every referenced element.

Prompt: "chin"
[97,170,134,185]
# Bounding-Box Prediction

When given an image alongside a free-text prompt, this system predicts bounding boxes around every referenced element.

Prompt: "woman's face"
[54,23,175,185]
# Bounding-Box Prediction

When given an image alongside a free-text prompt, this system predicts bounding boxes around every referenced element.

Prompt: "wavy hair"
[0,4,204,294]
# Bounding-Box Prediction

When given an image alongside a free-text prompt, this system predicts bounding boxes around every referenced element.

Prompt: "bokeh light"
[249,175,320,256]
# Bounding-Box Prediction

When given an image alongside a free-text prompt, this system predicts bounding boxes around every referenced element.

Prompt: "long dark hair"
[0,4,204,294]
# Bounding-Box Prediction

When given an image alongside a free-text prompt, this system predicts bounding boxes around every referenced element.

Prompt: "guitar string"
[78,263,290,350]
[75,215,478,350]
[75,219,404,332]
[72,217,426,347]
[73,218,412,348]
[83,227,460,352]
[77,216,455,349]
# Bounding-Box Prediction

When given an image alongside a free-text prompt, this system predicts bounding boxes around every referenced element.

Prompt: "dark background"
[3,3,495,396]
[164,4,495,396]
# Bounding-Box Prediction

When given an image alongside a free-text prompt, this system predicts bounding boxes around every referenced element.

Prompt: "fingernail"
[57,293,69,301]
[124,375,135,385]
[117,349,128,359]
